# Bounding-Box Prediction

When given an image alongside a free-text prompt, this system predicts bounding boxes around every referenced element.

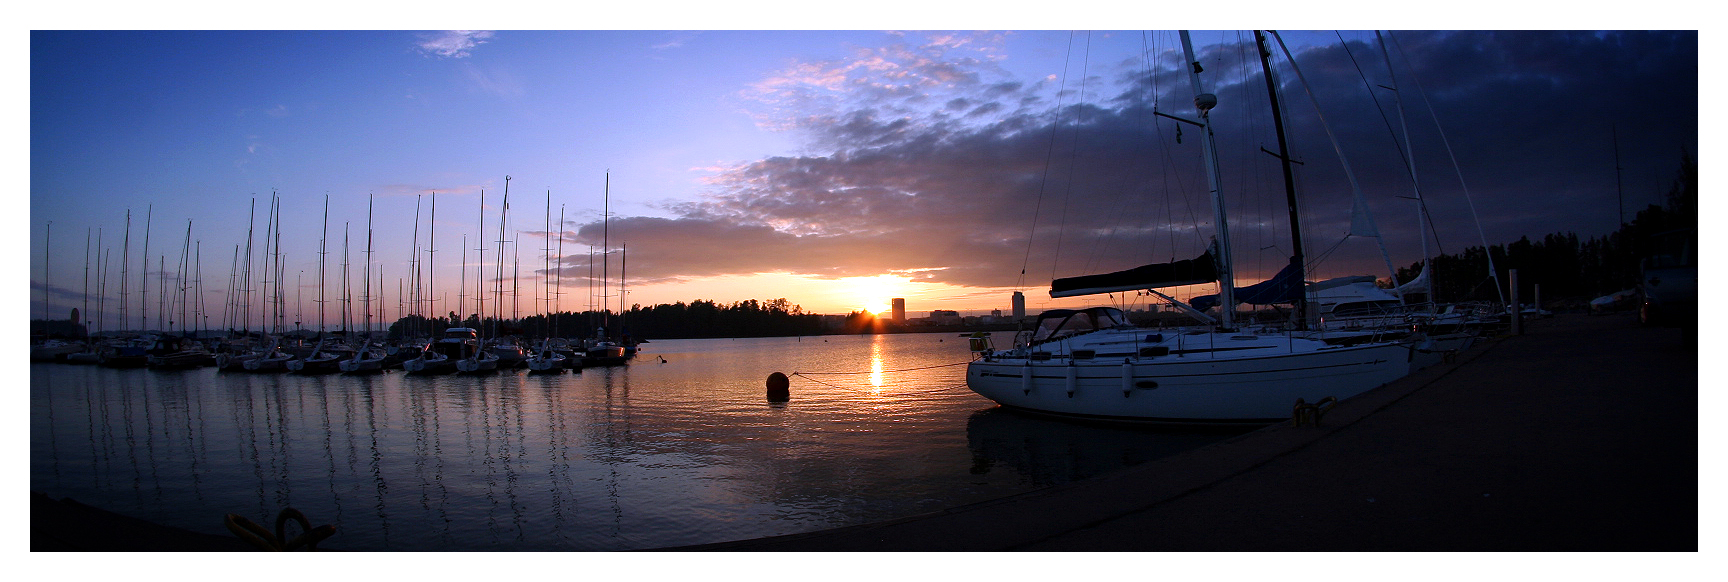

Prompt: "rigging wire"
[1050,31,1093,285]
[1015,31,1078,292]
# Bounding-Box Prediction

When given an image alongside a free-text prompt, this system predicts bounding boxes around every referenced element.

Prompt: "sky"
[20,16,1703,333]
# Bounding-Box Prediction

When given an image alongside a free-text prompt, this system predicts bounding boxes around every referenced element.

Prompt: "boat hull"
[966,342,1411,424]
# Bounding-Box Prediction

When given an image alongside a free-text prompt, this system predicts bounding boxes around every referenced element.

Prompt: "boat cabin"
[1027,307,1131,345]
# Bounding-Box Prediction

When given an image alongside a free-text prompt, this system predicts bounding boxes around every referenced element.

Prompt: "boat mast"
[83,227,91,337]
[140,205,150,333]
[428,193,438,329]
[1376,30,1433,310]
[1255,30,1307,330]
[474,188,486,338]
[363,194,375,342]
[495,177,511,341]
[1178,31,1237,330]
[601,172,611,339]
[318,195,329,336]
[42,221,51,325]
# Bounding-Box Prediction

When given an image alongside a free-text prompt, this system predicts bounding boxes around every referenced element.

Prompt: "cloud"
[570,31,1698,295]
[416,30,495,59]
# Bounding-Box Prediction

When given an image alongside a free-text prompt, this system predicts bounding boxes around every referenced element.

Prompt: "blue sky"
[22,23,1702,333]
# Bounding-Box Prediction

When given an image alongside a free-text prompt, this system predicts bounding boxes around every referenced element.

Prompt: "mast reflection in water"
[31,332,1242,551]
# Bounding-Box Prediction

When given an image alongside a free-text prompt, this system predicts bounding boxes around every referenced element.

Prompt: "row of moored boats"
[31,326,636,375]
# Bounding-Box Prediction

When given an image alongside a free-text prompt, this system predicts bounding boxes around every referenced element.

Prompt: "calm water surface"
[31,332,1240,551]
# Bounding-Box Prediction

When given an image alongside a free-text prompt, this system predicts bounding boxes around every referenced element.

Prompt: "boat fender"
[766,372,790,402]
[1065,362,1078,398]
[1021,362,1033,395]
[1122,360,1134,397]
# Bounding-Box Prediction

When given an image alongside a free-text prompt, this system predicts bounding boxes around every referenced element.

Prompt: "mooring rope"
[788,360,977,391]
[791,360,974,377]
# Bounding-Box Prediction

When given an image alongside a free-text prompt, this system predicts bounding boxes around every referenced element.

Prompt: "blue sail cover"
[1049,248,1218,298]
[1189,259,1304,311]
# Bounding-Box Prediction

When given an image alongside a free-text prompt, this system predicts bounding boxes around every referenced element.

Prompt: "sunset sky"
[22,15,1701,333]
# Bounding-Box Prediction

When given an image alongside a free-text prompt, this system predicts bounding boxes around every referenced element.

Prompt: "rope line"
[792,360,974,377]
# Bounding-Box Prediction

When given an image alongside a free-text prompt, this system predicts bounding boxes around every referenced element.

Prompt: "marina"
[30,331,1240,551]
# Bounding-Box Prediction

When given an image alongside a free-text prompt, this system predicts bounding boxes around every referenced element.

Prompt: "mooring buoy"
[766,372,790,402]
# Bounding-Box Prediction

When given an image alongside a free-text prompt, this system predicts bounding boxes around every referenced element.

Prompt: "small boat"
[525,338,567,374]
[401,341,454,375]
[146,336,215,369]
[32,339,84,362]
[97,338,150,368]
[338,340,388,374]
[286,337,343,374]
[243,338,294,372]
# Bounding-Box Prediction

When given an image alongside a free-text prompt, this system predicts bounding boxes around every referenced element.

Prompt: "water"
[30,332,1241,551]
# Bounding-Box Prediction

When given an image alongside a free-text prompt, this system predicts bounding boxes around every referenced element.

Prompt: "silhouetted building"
[1011,291,1026,318]
[891,298,906,322]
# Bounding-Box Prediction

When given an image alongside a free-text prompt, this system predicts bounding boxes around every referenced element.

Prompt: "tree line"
[385,297,835,340]
[1391,156,1695,307]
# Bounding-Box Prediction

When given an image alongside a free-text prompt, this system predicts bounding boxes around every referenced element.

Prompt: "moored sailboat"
[965,31,1412,425]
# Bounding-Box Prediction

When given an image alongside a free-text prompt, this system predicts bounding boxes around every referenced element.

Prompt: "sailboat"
[339,194,388,374]
[455,185,501,374]
[289,196,343,374]
[582,173,630,367]
[526,190,567,374]
[964,31,1411,425]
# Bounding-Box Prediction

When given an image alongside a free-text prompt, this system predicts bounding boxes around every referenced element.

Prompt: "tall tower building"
[891,298,906,322]
[1011,291,1026,319]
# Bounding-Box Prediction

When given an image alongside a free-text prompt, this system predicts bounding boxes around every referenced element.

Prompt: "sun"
[842,274,910,316]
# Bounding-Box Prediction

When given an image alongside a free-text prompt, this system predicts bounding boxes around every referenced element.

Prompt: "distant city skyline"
[27,29,1699,331]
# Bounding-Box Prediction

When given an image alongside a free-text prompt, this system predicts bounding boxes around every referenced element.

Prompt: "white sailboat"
[455,184,501,374]
[964,31,1412,425]
[340,194,388,374]
[526,189,566,373]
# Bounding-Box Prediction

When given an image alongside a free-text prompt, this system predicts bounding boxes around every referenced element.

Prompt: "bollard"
[766,372,790,402]
[1509,269,1522,335]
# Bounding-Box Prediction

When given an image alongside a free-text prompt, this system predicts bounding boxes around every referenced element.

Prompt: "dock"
[676,312,1698,551]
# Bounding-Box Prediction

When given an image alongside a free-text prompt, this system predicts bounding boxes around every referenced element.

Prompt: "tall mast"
[363,194,374,340]
[318,195,329,334]
[1375,30,1431,309]
[544,190,554,337]
[495,176,511,340]
[240,199,255,336]
[428,193,438,328]
[180,220,193,335]
[341,222,350,335]
[410,194,421,336]
[83,227,91,336]
[474,189,485,333]
[555,204,565,338]
[42,221,51,324]
[601,173,611,337]
[1255,30,1307,330]
[120,210,131,333]
[1179,31,1237,329]
[195,241,205,337]
[140,205,151,332]
[1268,30,1401,293]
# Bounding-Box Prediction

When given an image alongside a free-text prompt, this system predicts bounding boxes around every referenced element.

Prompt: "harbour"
[30,331,1241,551]
[33,312,1697,553]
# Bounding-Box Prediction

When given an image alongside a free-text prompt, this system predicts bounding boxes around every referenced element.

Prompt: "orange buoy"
[766,372,790,402]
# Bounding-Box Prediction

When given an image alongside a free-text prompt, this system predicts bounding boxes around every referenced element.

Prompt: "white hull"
[455,353,500,373]
[526,354,566,373]
[338,356,387,373]
[967,338,1410,424]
